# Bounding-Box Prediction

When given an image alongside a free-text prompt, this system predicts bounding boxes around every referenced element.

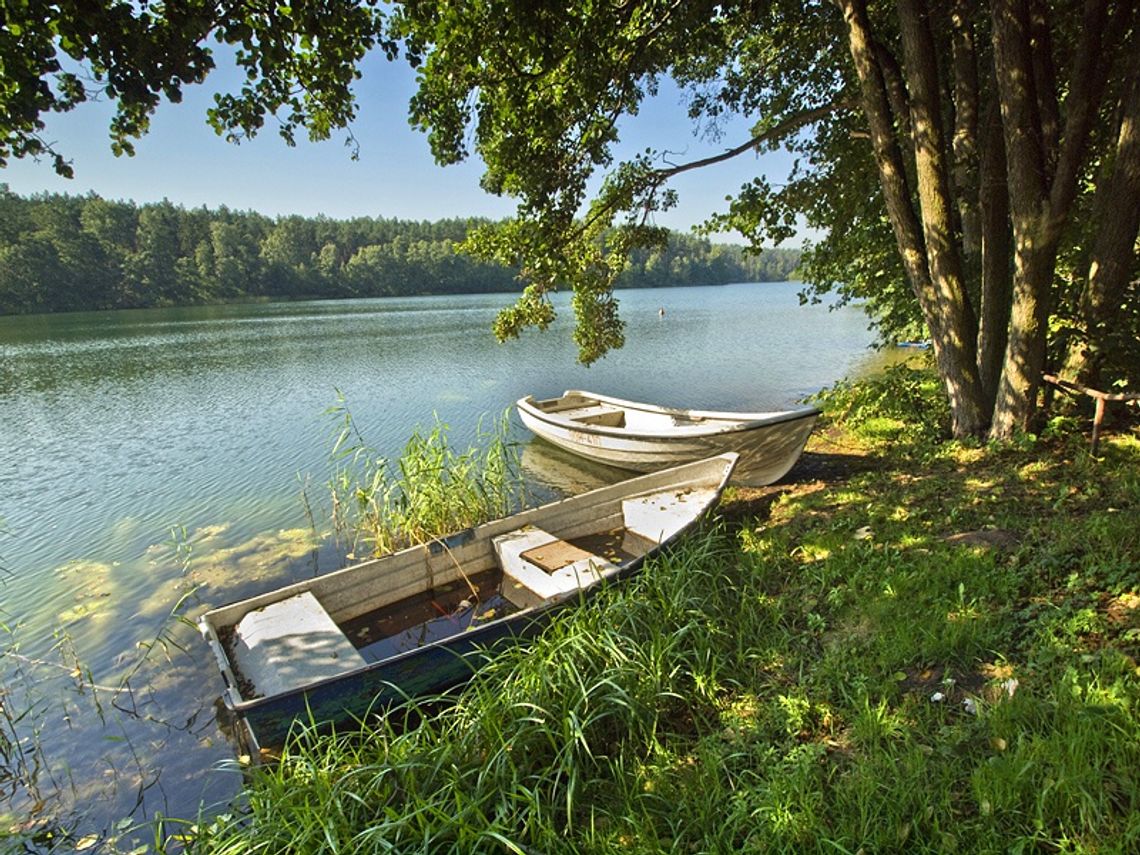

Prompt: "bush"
[812,361,950,445]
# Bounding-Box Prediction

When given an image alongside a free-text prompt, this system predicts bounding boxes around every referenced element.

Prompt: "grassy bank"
[186,368,1140,854]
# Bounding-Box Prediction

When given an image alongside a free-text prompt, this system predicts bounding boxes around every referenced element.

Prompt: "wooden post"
[1043,374,1140,455]
[1091,396,1106,456]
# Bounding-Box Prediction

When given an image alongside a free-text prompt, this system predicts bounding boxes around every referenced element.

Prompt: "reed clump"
[328,402,523,558]
[189,374,1140,854]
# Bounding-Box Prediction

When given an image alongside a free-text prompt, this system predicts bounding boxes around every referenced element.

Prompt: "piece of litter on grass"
[854,526,873,540]
[1002,678,1019,697]
[962,697,978,715]
[930,691,945,703]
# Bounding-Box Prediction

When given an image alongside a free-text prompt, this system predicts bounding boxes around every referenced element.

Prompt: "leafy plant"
[813,360,951,445]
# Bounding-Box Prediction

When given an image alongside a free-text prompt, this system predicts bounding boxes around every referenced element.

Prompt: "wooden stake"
[1043,374,1140,455]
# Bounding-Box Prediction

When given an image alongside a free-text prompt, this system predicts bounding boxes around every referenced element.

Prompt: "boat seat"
[558,404,626,427]
[493,526,617,610]
[231,591,366,698]
[621,489,712,545]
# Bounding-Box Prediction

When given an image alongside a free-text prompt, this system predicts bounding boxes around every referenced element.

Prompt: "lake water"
[0,282,885,844]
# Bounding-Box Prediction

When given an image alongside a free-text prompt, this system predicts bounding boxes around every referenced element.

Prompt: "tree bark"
[950,0,981,284]
[1067,49,1140,387]
[976,91,1011,414]
[989,0,1109,438]
[841,0,987,436]
[1028,0,1060,174]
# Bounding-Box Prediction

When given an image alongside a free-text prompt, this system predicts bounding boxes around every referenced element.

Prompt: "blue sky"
[2,51,803,241]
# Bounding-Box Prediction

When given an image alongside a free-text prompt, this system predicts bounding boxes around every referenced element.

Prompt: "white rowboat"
[200,453,737,750]
[517,390,819,487]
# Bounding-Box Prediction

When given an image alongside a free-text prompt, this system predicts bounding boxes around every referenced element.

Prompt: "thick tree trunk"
[842,0,987,437]
[990,0,1053,437]
[1065,48,1140,388]
[989,0,1109,438]
[897,0,987,434]
[991,230,1056,436]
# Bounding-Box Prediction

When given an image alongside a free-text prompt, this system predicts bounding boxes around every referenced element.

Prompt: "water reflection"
[520,439,629,501]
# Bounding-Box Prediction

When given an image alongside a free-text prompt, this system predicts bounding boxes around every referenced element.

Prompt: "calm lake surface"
[0,282,886,843]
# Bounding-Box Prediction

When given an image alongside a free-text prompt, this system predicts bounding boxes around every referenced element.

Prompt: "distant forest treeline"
[0,186,802,315]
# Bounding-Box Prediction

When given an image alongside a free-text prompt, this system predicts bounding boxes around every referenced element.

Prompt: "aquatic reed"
[327,400,524,558]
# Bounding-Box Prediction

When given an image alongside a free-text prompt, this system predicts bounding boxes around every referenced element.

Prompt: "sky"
[2,50,805,242]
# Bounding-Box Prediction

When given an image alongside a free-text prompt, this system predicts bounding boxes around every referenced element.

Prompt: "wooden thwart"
[521,539,596,573]
[492,526,618,609]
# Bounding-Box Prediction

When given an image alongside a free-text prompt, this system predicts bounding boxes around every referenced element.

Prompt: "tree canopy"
[3,0,1137,438]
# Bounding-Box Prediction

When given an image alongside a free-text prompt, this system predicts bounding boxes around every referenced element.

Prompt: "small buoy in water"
[658,307,665,317]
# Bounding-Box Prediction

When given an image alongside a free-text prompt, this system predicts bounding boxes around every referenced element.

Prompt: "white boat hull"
[518,390,819,487]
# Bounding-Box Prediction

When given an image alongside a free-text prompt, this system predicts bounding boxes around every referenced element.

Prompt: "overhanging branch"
[577,99,855,236]
[648,100,855,182]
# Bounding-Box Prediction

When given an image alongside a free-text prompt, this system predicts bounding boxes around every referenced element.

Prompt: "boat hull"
[200,454,737,751]
[517,391,818,487]
[234,606,555,750]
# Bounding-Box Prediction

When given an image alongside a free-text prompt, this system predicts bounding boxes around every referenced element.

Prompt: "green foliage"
[327,402,524,558]
[812,360,951,444]
[392,0,803,364]
[0,1,388,175]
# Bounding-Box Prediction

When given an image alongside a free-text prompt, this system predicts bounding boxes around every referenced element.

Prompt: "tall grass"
[327,400,524,558]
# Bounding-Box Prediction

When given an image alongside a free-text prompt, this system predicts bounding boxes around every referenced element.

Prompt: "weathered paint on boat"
[200,453,737,751]
[517,390,819,487]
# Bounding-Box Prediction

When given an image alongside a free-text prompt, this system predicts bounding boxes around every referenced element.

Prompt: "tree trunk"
[1066,52,1140,388]
[950,0,982,286]
[1028,0,1060,172]
[976,92,1011,415]
[989,0,1051,437]
[989,0,1109,438]
[897,0,986,434]
[990,229,1056,436]
[842,0,988,436]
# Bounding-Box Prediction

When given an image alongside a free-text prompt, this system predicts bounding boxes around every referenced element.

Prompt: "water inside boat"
[341,570,517,663]
[341,527,650,664]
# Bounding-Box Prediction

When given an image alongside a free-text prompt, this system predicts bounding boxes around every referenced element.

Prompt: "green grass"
[182,376,1140,855]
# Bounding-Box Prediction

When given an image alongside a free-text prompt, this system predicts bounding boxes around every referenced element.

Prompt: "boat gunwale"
[518,390,820,440]
[199,453,738,718]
